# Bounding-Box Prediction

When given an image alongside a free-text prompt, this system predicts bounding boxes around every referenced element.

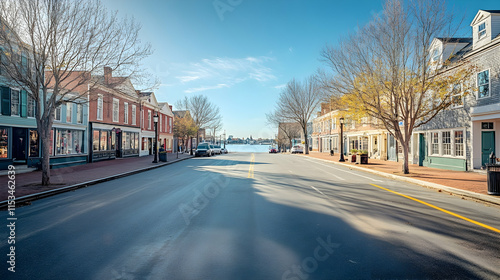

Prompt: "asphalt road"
[1,153,500,279]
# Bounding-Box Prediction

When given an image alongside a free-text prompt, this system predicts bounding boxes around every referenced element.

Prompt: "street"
[2,153,500,279]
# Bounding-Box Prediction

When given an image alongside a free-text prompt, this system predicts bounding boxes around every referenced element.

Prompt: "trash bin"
[486,164,500,195]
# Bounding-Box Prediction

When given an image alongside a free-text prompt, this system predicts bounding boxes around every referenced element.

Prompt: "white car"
[212,145,222,155]
[291,145,304,154]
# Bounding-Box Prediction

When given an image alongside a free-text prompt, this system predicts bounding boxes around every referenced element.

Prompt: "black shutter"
[1,86,10,116]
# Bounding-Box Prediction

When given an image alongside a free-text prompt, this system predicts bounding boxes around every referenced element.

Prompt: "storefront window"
[110,131,116,150]
[29,130,39,157]
[54,129,83,155]
[125,132,131,149]
[0,128,8,158]
[134,133,139,150]
[100,131,108,151]
[93,130,100,151]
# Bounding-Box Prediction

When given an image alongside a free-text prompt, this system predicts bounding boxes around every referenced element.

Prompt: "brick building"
[88,67,141,162]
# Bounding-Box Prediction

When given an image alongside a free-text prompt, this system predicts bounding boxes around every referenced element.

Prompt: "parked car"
[195,143,213,157]
[221,147,228,154]
[269,148,278,153]
[212,145,222,154]
[291,145,304,154]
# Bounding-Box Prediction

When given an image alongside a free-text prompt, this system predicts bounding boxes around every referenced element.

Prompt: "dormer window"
[478,22,486,39]
[431,49,440,62]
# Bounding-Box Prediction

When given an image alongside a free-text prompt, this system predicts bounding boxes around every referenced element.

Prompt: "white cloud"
[185,84,230,94]
[274,84,286,89]
[176,56,276,93]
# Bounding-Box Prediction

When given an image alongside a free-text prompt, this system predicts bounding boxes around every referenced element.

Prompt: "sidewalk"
[304,151,500,206]
[0,152,193,203]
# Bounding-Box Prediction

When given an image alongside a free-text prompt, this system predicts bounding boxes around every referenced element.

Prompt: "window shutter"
[1,86,11,116]
[20,90,27,117]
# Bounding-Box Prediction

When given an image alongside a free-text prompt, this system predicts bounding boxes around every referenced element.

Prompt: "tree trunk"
[402,140,410,174]
[39,122,51,186]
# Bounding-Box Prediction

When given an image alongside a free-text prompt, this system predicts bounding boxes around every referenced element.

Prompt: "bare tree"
[176,95,221,147]
[208,118,223,144]
[320,0,474,174]
[270,77,322,154]
[0,0,152,185]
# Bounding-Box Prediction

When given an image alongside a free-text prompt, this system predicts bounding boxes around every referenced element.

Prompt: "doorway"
[481,131,495,166]
[419,133,426,166]
[12,128,27,163]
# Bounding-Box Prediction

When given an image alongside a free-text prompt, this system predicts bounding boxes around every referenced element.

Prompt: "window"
[332,118,337,130]
[77,104,83,123]
[29,130,39,157]
[451,83,463,108]
[54,105,61,121]
[110,131,116,150]
[159,113,162,132]
[97,95,103,120]
[100,130,108,150]
[28,95,35,117]
[362,117,368,126]
[478,22,486,39]
[124,102,128,124]
[442,131,451,155]
[54,129,84,155]
[431,132,439,155]
[432,48,440,62]
[66,102,72,123]
[131,105,136,125]
[21,55,29,76]
[112,98,119,122]
[455,131,464,157]
[477,70,490,98]
[169,118,172,133]
[11,89,19,116]
[0,128,8,158]
[93,130,100,151]
[148,110,152,129]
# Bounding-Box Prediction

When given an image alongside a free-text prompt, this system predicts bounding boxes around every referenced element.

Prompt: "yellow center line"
[248,153,255,178]
[370,183,500,234]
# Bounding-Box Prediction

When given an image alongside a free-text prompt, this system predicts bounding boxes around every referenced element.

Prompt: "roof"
[173,110,190,118]
[435,37,472,44]
[481,10,500,14]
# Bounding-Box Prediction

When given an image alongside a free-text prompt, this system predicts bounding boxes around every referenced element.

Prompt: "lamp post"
[152,114,159,163]
[339,117,345,162]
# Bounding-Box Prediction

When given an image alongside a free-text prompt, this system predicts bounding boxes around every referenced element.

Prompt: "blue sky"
[105,0,499,139]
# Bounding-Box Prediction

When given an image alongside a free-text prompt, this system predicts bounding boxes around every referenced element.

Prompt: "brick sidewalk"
[0,153,193,201]
[304,151,489,195]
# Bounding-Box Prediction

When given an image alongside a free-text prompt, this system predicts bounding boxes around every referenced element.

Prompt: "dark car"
[195,143,213,157]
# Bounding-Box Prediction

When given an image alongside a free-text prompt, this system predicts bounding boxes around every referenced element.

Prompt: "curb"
[0,156,193,210]
[304,155,500,208]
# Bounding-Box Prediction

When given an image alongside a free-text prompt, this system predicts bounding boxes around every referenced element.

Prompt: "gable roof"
[471,10,500,26]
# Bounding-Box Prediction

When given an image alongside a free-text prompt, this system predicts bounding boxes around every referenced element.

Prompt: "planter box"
[159,153,167,162]
[350,154,356,162]
[357,154,368,164]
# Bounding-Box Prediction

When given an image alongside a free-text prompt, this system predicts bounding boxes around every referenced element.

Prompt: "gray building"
[414,10,500,171]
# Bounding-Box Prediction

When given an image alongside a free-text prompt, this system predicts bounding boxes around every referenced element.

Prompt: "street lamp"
[339,117,345,162]
[152,114,159,163]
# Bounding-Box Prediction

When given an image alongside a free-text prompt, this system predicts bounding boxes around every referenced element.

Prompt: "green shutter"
[20,90,27,117]
[1,86,10,116]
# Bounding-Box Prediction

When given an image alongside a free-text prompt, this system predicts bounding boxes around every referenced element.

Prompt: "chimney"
[104,67,112,84]
[169,105,173,111]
